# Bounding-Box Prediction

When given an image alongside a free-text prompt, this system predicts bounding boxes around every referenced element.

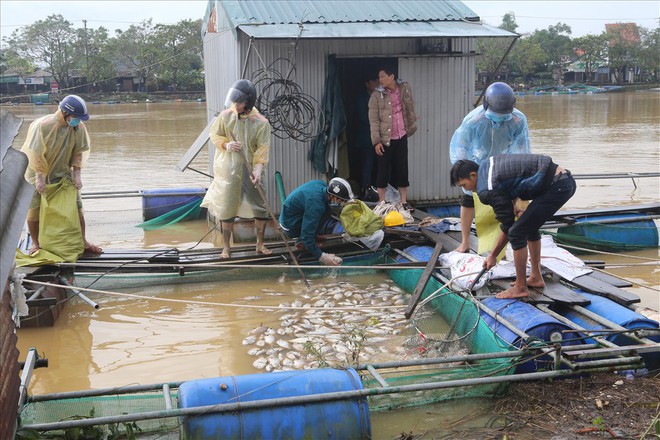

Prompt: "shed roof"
[221,0,479,24]
[216,0,515,39]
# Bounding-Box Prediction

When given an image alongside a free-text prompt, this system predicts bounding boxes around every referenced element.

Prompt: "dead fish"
[277,274,287,283]
[276,339,291,349]
[242,336,256,345]
[249,325,269,335]
[243,296,262,301]
[253,357,267,369]
[151,307,172,314]
[264,335,276,345]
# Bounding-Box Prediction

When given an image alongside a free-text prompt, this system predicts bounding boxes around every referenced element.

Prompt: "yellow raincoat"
[201,107,270,220]
[21,110,90,185]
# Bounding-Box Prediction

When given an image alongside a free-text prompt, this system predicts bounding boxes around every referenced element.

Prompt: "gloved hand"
[226,141,242,152]
[35,173,46,194]
[319,252,343,266]
[72,169,83,189]
[251,163,263,185]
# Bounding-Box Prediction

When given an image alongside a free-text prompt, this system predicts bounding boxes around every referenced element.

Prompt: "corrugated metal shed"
[193,0,516,211]
[220,0,480,24]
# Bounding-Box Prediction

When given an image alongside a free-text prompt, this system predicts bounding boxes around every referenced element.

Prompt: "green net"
[19,391,180,436]
[136,198,203,230]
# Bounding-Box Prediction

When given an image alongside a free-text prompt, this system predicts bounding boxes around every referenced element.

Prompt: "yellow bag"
[340,200,384,237]
[39,178,84,261]
[16,179,83,266]
[474,194,506,260]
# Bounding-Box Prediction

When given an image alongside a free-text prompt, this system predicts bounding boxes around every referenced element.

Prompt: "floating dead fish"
[242,336,256,345]
[243,296,262,301]
[264,335,275,345]
[253,357,267,369]
[151,308,172,314]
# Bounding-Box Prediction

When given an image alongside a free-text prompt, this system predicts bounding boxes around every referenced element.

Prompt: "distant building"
[605,23,641,83]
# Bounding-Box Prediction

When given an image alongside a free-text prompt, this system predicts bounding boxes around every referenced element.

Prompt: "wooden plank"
[446,230,479,253]
[420,228,462,251]
[567,274,640,305]
[489,279,553,304]
[404,241,444,319]
[538,278,591,305]
[586,270,633,288]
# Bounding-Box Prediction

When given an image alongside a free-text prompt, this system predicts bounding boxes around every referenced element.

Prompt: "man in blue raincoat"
[449,82,531,253]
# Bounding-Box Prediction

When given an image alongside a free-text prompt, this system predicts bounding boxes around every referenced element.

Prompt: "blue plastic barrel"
[141,187,206,220]
[558,291,659,346]
[557,291,659,370]
[480,297,583,372]
[178,368,371,439]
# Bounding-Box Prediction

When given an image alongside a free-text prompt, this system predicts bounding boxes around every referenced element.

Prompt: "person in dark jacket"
[450,154,576,299]
[279,178,354,266]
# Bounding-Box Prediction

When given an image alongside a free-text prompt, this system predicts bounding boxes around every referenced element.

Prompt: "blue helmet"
[483,82,516,114]
[59,95,89,121]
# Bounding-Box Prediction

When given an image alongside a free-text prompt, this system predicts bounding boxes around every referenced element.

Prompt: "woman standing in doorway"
[368,67,417,211]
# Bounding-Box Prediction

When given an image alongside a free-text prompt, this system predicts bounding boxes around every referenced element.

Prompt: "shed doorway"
[335,57,397,201]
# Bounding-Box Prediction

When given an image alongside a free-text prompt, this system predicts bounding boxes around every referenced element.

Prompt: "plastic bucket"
[178,368,371,439]
[481,297,583,372]
[141,187,206,220]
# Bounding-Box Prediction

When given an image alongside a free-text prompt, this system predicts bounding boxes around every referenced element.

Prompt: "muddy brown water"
[10,91,659,437]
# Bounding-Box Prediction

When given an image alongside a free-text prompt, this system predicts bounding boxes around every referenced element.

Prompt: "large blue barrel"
[558,291,660,346]
[480,298,583,372]
[141,187,206,220]
[178,368,371,439]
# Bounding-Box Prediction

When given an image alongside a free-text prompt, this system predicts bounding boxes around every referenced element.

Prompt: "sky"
[1,0,658,41]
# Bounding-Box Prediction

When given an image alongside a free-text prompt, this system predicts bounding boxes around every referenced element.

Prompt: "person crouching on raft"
[450,154,576,299]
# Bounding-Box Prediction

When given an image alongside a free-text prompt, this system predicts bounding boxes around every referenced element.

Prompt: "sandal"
[402,202,415,212]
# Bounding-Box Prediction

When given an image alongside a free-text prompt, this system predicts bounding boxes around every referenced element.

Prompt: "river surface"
[9,91,659,438]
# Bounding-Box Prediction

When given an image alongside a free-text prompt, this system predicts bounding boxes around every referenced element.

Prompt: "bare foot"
[495,286,529,299]
[256,245,272,255]
[526,276,545,289]
[28,245,40,255]
[454,243,470,253]
[220,248,231,259]
[83,243,103,254]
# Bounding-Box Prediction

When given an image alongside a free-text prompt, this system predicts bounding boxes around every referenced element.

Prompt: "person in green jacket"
[279,178,354,266]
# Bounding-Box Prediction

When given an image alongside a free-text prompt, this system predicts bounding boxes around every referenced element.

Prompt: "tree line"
[2,13,658,95]
[1,14,204,93]
[478,13,659,86]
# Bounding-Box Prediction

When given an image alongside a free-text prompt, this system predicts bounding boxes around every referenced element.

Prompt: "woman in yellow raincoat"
[201,80,271,258]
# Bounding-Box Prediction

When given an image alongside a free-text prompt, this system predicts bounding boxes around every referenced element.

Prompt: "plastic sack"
[340,200,383,237]
[438,251,493,290]
[16,179,83,266]
[38,178,84,261]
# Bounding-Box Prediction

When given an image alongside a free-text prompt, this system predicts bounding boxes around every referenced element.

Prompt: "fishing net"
[19,391,180,436]
[136,198,203,230]
[406,279,481,358]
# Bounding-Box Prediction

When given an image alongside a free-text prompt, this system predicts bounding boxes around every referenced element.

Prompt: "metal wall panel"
[204,32,479,209]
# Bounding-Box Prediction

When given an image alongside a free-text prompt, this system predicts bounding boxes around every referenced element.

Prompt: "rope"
[60,261,452,271]
[555,242,660,262]
[23,280,406,313]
